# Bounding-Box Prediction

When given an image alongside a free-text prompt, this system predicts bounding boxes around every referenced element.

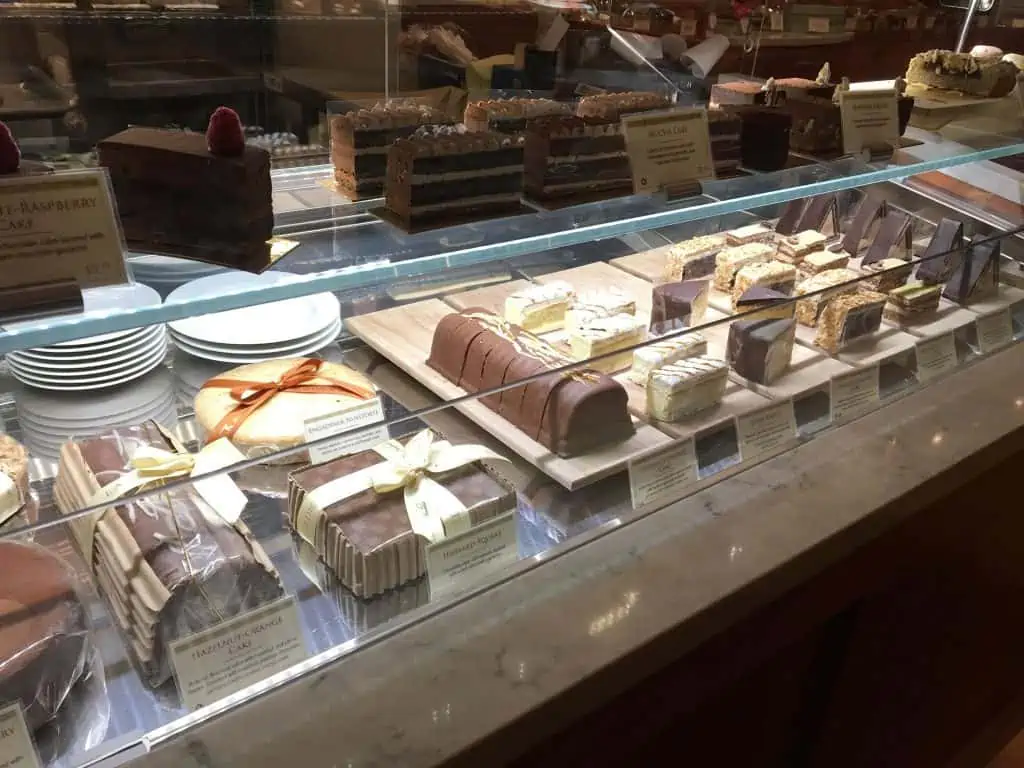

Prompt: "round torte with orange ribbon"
[194,357,379,463]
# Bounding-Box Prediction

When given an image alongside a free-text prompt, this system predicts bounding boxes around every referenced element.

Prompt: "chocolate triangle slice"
[735,285,795,321]
[942,236,1000,305]
[650,280,709,335]
[916,218,964,285]
[796,193,839,236]
[775,199,807,235]
[862,211,912,265]
[727,317,796,385]
[841,195,887,256]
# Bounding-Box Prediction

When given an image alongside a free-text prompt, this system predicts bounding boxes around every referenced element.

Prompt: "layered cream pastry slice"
[800,249,849,276]
[731,260,797,307]
[776,230,828,265]
[504,280,575,333]
[794,268,860,327]
[564,288,636,334]
[628,332,708,385]
[646,356,729,422]
[569,313,646,373]
[725,222,775,246]
[664,233,727,282]
[713,242,776,291]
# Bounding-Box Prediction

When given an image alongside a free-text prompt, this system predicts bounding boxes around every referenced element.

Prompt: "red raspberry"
[205,107,245,157]
[0,121,21,174]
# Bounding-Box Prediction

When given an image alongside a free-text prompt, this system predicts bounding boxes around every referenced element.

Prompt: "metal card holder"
[0,279,83,326]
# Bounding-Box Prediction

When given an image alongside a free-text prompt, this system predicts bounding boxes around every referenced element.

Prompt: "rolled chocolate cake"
[55,421,282,687]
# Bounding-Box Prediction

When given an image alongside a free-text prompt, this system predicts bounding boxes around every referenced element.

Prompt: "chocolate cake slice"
[98,108,273,271]
[650,280,709,335]
[727,317,796,384]
[775,199,807,236]
[427,309,634,457]
[862,211,912,265]
[842,195,887,256]
[942,236,1001,304]
[796,193,839,235]
[916,218,964,284]
[464,98,570,134]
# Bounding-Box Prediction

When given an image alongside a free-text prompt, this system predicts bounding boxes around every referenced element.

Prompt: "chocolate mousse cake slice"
[464,98,570,134]
[862,211,913,265]
[98,107,273,271]
[942,236,1001,304]
[650,279,709,334]
[728,317,796,385]
[385,126,525,229]
[916,218,964,284]
[841,195,888,255]
[330,103,452,199]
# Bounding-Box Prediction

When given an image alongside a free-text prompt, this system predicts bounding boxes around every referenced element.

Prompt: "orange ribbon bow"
[201,358,376,442]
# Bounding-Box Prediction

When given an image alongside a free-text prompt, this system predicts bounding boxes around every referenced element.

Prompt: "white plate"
[10,329,167,371]
[17,394,178,434]
[169,316,340,356]
[18,405,179,444]
[1,283,163,347]
[11,368,175,420]
[171,320,340,364]
[167,272,340,346]
[9,345,167,391]
[8,336,167,379]
[19,325,164,359]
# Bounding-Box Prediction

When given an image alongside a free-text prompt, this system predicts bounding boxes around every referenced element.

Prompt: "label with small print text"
[839,89,900,155]
[304,396,388,465]
[426,511,518,598]
[0,704,42,768]
[736,400,798,464]
[807,16,830,32]
[915,332,957,382]
[629,438,699,510]
[623,108,714,195]
[169,597,309,712]
[976,309,1013,354]
[831,365,880,422]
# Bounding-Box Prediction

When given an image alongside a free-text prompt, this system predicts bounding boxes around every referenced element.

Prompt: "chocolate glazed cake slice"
[427,309,634,457]
[916,218,964,284]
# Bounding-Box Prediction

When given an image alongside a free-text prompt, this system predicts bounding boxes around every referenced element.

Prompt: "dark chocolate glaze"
[917,217,964,285]
[650,280,706,335]
[862,211,912,265]
[796,193,838,233]
[943,235,1000,304]
[775,199,806,236]
[842,195,887,256]
[727,318,795,384]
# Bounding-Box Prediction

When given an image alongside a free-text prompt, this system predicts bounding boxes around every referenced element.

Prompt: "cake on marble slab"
[814,290,888,353]
[629,333,708,385]
[664,234,727,282]
[504,281,575,333]
[884,283,942,325]
[732,261,797,307]
[569,313,646,373]
[650,280,709,335]
[564,289,636,334]
[727,317,796,385]
[735,286,796,321]
[713,242,776,290]
[646,356,729,422]
[794,268,860,326]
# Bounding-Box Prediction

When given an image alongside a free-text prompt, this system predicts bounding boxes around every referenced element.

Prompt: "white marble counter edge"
[135,342,1024,768]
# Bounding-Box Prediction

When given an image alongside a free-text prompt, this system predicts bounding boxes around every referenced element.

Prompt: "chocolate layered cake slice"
[575,91,672,120]
[708,108,742,177]
[385,126,525,229]
[98,108,273,270]
[916,218,964,284]
[464,98,570,134]
[780,97,841,155]
[330,103,452,200]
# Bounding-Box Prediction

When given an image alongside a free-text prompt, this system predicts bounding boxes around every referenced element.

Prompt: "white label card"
[831,365,880,423]
[736,399,797,464]
[426,510,518,598]
[170,597,309,712]
[769,10,784,30]
[304,396,389,465]
[629,438,699,510]
[622,108,714,195]
[839,89,900,155]
[0,704,41,768]
[808,16,830,32]
[915,332,957,383]
[976,309,1013,354]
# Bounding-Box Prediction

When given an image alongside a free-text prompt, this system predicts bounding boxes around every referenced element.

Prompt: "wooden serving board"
[345,298,673,491]
[610,245,672,285]
[905,83,1022,131]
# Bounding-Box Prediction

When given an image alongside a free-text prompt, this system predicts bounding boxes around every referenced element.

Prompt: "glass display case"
[1,0,1023,765]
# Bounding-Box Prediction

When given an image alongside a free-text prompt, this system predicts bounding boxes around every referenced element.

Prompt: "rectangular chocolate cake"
[288,433,514,599]
[708,108,742,177]
[728,317,796,385]
[54,422,282,687]
[330,103,452,199]
[98,127,273,271]
[781,97,841,154]
[385,127,525,229]
[427,309,635,456]
[650,280,709,334]
[464,98,571,134]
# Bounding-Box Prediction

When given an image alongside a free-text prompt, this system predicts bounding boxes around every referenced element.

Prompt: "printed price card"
[426,511,518,598]
[808,16,830,32]
[170,597,309,711]
[304,397,389,464]
[976,309,1013,354]
[831,365,880,423]
[0,704,42,768]
[623,108,714,194]
[839,89,900,155]
[736,399,797,464]
[0,170,127,291]
[915,332,957,383]
[629,438,699,510]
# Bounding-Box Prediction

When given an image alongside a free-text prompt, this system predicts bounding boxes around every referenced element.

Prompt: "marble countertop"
[136,341,1024,768]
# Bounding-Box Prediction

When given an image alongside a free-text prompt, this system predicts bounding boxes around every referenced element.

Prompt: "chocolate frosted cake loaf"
[781,97,841,154]
[385,126,525,228]
[98,108,273,271]
[330,103,452,199]
[464,98,570,134]
[906,50,1018,97]
[427,309,634,456]
[55,421,283,686]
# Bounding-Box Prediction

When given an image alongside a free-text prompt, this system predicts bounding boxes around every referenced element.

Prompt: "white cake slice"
[569,313,646,373]
[564,288,636,334]
[646,356,729,421]
[628,332,708,385]
[504,280,575,333]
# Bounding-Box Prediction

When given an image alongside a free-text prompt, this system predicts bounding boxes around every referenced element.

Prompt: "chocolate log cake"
[55,421,283,686]
[330,103,452,199]
[385,126,525,228]
[98,109,273,271]
[427,309,634,456]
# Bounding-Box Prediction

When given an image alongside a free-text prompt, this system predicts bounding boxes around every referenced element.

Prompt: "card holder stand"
[0,278,83,326]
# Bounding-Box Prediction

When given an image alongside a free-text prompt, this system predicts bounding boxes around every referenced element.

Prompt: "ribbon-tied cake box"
[54,421,283,686]
[288,431,516,599]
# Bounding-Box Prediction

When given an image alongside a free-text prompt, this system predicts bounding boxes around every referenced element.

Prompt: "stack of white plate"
[5,284,167,392]
[15,368,178,461]
[128,255,228,299]
[167,272,341,364]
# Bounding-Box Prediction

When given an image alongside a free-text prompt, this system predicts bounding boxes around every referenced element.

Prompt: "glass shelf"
[1,139,1022,355]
